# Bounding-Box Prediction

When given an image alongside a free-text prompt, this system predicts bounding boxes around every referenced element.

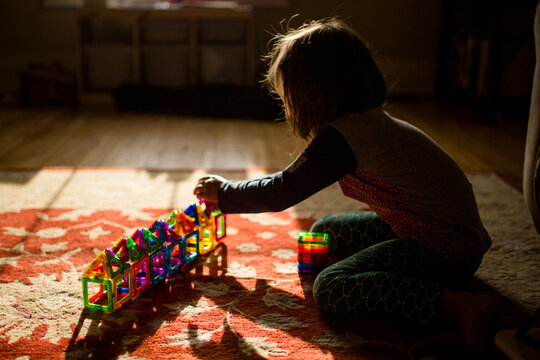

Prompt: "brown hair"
[263,17,387,139]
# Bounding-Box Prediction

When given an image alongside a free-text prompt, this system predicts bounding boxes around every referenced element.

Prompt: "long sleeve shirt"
[218,107,491,259]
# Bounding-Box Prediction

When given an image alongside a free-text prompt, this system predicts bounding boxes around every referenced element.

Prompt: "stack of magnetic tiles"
[297,231,329,273]
[82,202,226,313]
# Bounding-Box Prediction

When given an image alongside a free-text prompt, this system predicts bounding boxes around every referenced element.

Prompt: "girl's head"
[264,17,387,139]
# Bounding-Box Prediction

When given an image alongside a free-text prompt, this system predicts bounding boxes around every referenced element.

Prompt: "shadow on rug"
[0,168,538,359]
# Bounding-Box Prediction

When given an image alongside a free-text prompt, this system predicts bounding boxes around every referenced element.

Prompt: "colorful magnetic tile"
[297,232,329,273]
[82,277,115,312]
[82,202,227,312]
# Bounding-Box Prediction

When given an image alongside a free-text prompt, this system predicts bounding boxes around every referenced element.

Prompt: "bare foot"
[441,289,502,353]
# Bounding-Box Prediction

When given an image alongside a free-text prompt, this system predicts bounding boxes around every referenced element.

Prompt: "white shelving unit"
[76,5,255,106]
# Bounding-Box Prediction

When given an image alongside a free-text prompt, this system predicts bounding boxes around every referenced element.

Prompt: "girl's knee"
[313,268,329,295]
[310,216,330,233]
[312,271,328,308]
[312,266,341,310]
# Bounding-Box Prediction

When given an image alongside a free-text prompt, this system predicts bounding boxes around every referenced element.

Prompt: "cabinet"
[76,5,255,106]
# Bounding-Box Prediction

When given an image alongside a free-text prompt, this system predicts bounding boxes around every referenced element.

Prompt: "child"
[193,17,501,353]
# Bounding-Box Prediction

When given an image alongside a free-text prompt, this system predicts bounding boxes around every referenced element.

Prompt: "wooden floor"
[0,99,528,187]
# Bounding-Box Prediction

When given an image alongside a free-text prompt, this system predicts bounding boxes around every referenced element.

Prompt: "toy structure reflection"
[82,202,226,312]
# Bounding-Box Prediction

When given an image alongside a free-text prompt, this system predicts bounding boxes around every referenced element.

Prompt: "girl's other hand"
[193,175,227,203]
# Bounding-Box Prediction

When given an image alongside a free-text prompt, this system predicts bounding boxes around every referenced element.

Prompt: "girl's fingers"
[193,184,205,195]
[197,176,216,187]
[194,175,223,201]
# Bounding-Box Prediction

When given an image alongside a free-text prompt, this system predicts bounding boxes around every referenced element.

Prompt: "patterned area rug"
[0,168,539,359]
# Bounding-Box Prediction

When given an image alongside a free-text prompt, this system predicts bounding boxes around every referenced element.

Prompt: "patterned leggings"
[311,211,482,326]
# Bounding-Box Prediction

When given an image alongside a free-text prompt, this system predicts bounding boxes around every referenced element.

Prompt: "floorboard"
[0,99,527,186]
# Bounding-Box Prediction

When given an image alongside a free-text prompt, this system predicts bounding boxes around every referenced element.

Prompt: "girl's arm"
[195,125,356,213]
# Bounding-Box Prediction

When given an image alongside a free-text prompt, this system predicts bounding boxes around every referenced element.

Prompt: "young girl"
[193,17,500,353]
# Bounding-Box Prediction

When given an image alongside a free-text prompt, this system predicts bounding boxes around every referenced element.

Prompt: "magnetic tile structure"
[82,202,226,313]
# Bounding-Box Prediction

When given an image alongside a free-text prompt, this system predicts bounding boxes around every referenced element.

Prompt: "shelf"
[140,17,189,44]
[200,45,246,86]
[82,45,134,90]
[199,19,248,44]
[141,44,190,87]
[76,6,255,106]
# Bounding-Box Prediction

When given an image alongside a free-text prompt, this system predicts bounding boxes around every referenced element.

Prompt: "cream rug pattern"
[0,168,538,359]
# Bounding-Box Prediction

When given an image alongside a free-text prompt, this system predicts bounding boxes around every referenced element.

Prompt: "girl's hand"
[193,175,227,203]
